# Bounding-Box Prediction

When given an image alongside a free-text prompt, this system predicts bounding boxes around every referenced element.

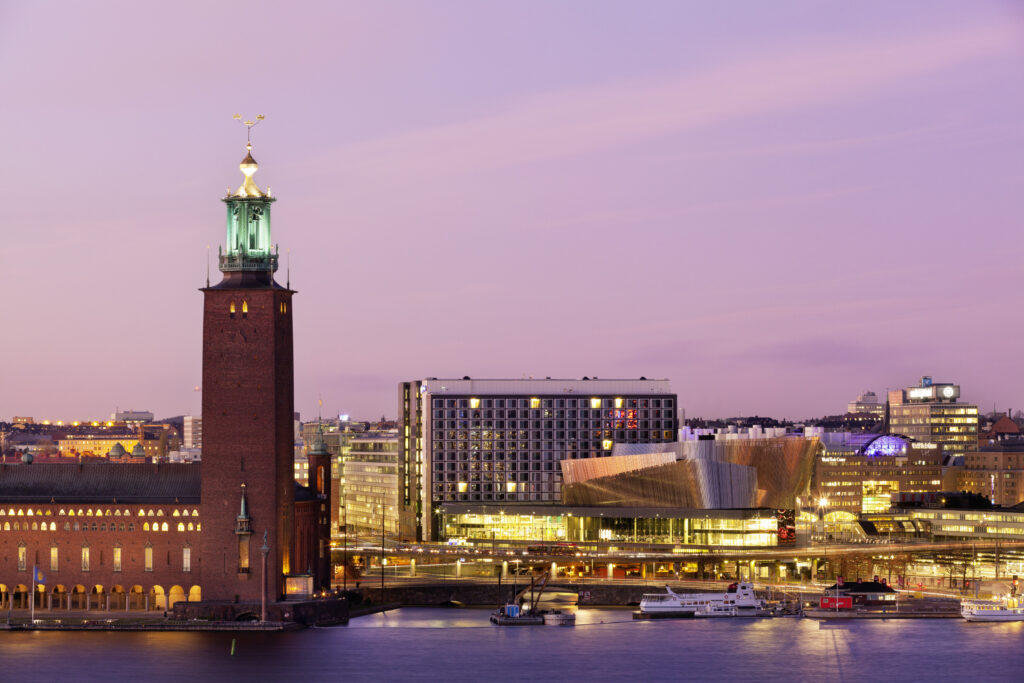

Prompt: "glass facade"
[440,508,779,547]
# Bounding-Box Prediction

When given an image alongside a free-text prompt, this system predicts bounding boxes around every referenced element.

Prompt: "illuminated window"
[177,523,185,532]
[49,522,56,531]
[615,398,623,409]
[173,510,180,517]
[230,302,236,318]
[113,546,122,572]
[81,546,90,572]
[143,522,149,531]
[156,510,164,516]
[242,301,248,318]
[183,547,191,573]
[507,482,517,492]
[50,546,58,572]
[602,439,613,451]
[18,544,26,571]
[457,482,468,493]
[187,522,194,531]
[530,398,541,409]
[590,398,602,409]
[161,522,168,532]
[144,545,153,572]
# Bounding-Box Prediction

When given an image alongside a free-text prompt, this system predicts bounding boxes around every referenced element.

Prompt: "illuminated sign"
[907,388,934,400]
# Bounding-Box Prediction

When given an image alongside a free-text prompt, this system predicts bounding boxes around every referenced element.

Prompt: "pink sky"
[2,1,1023,422]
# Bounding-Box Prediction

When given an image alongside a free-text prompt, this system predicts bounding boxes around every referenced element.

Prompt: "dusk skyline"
[2,1,1023,422]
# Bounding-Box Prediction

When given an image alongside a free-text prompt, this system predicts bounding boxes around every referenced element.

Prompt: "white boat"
[640,582,765,615]
[961,597,1024,622]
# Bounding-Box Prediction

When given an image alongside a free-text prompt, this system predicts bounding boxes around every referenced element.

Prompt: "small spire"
[238,483,249,520]
[231,114,267,198]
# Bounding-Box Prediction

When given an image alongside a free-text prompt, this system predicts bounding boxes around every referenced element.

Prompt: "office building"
[888,376,978,455]
[847,391,884,419]
[813,434,944,514]
[343,431,399,536]
[398,378,678,541]
[182,416,202,450]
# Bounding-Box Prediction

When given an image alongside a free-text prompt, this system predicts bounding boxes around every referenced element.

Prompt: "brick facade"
[200,285,295,602]
[0,501,202,610]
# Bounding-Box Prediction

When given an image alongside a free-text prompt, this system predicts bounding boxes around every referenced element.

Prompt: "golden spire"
[231,114,266,198]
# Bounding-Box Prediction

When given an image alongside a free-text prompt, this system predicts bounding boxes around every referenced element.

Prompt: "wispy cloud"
[310,23,1019,183]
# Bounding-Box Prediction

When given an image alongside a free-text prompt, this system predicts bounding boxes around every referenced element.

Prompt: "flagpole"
[30,564,36,622]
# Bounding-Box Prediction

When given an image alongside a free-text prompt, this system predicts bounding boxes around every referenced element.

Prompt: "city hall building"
[398,378,679,541]
[0,136,331,614]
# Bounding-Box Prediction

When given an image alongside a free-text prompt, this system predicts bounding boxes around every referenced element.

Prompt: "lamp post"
[817,497,829,583]
[381,502,386,604]
[260,530,270,623]
[341,506,348,593]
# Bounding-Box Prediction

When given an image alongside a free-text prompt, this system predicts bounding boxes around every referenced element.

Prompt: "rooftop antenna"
[287,249,291,289]
[232,113,265,144]
[206,244,211,287]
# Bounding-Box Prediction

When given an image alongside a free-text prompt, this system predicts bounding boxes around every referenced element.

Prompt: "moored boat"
[961,597,1024,622]
[542,610,576,626]
[639,582,765,617]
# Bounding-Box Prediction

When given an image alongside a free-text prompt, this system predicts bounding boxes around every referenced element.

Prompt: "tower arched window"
[242,300,248,318]
[230,302,236,319]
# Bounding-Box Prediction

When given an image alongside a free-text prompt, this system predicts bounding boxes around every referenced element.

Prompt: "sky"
[1,1,1023,422]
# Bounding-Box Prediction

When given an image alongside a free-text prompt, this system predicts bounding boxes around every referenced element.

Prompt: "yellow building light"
[457,482,468,493]
[591,398,602,409]
[470,398,480,409]
[614,398,623,409]
[530,398,540,409]
[507,482,517,492]
[602,439,613,451]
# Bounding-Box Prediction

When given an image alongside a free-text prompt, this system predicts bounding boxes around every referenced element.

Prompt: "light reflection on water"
[3,609,1024,682]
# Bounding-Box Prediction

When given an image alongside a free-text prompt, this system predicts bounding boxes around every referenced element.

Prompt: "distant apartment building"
[112,410,154,424]
[344,431,400,536]
[58,423,178,460]
[847,391,884,419]
[813,434,944,514]
[183,416,202,449]
[398,378,678,541]
[888,376,978,455]
[954,441,1024,507]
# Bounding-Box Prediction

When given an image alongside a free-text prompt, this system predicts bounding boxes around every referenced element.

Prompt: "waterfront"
[3,608,1024,682]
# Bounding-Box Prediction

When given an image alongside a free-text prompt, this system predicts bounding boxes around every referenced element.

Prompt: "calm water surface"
[3,608,1023,682]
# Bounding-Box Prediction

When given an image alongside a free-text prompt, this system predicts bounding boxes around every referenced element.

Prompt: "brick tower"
[200,127,295,602]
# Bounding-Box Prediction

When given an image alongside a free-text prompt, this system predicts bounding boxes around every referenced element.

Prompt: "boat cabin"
[824,579,897,606]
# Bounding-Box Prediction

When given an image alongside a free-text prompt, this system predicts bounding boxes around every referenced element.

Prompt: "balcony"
[220,252,279,273]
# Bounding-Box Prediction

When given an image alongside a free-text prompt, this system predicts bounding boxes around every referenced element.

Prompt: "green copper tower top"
[219,114,279,280]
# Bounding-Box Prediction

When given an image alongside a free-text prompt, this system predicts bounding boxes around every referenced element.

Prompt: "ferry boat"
[961,597,1024,622]
[639,582,765,616]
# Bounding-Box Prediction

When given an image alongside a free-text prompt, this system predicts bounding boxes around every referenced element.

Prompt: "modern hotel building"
[397,378,678,541]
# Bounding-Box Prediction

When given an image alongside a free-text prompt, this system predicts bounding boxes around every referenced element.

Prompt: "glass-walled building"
[888,377,978,455]
[344,432,400,537]
[438,505,784,548]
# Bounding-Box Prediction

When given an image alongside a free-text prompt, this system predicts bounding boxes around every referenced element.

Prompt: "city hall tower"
[200,127,295,602]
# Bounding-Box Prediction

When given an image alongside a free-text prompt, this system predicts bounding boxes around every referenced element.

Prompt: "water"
[3,608,1023,682]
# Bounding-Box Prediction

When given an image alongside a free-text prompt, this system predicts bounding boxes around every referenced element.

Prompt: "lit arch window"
[196,523,202,532]
[86,510,93,517]
[4,522,10,531]
[25,509,32,517]
[156,510,164,517]
[182,510,190,517]
[31,522,38,530]
[192,509,199,517]
[172,510,180,517]
[137,510,145,517]
[230,302,236,318]
[49,522,56,531]
[147,510,154,517]
[177,523,185,532]
[143,522,150,531]
[161,522,169,532]
[187,522,194,531]
[242,300,248,318]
